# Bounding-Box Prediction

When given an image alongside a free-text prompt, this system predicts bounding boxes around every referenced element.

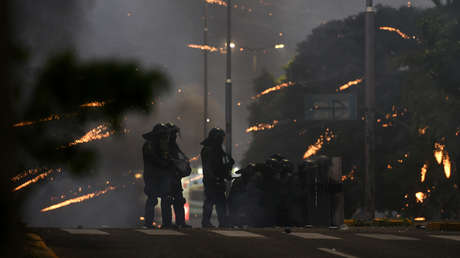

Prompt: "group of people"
[142,123,333,229]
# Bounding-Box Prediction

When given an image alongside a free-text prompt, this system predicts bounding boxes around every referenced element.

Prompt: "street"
[31,227,460,258]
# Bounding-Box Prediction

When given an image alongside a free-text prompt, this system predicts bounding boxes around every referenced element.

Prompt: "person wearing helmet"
[142,123,175,229]
[164,122,192,228]
[200,128,234,228]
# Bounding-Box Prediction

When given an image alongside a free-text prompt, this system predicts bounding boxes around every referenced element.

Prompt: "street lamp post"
[364,0,376,219]
[203,0,209,139]
[225,0,232,157]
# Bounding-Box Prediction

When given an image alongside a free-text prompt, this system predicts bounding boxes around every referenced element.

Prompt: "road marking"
[430,235,460,241]
[356,233,418,240]
[211,230,265,238]
[61,229,109,235]
[291,232,341,240]
[318,248,359,258]
[136,229,186,236]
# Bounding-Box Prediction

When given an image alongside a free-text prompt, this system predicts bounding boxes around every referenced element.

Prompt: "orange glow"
[41,186,116,212]
[189,154,200,162]
[302,128,334,159]
[184,202,190,221]
[134,173,142,179]
[13,114,61,127]
[188,44,218,52]
[420,163,428,183]
[246,120,279,133]
[337,78,363,91]
[379,26,415,39]
[206,0,227,6]
[418,126,428,135]
[65,124,114,148]
[139,216,145,221]
[11,168,41,182]
[80,101,106,108]
[434,143,444,165]
[341,169,355,182]
[13,169,61,192]
[413,217,426,222]
[415,192,426,203]
[252,82,295,100]
[443,153,451,179]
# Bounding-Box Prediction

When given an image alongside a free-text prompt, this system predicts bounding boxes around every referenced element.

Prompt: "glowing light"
[303,128,335,159]
[274,44,285,49]
[134,173,142,179]
[187,44,218,52]
[11,168,42,182]
[80,101,106,108]
[139,216,145,221]
[64,124,114,148]
[246,120,279,133]
[206,0,227,6]
[418,126,428,135]
[337,78,363,92]
[421,163,428,183]
[41,186,116,212]
[379,26,416,40]
[13,114,62,127]
[413,217,426,222]
[341,169,355,182]
[189,154,200,162]
[12,169,58,192]
[229,42,236,49]
[443,153,451,179]
[434,143,444,165]
[252,81,295,99]
[415,192,426,203]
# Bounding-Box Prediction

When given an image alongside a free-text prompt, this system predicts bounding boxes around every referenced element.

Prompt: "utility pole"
[225,0,232,157]
[203,0,209,139]
[364,0,376,219]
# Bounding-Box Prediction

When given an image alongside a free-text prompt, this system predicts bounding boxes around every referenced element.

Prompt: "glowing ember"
[189,155,200,162]
[41,186,116,212]
[434,142,444,165]
[13,114,62,127]
[64,124,114,148]
[187,44,218,52]
[252,82,295,100]
[302,128,334,159]
[341,169,356,182]
[413,217,426,222]
[246,120,279,133]
[418,126,428,135]
[337,78,363,92]
[206,0,227,6]
[80,101,106,107]
[420,163,428,183]
[134,173,142,179]
[13,169,60,192]
[11,168,41,182]
[415,192,426,203]
[379,26,416,40]
[443,153,451,179]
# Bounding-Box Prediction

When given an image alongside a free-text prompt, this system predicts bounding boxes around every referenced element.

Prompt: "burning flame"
[206,0,227,6]
[13,114,62,127]
[337,78,363,92]
[415,192,426,203]
[379,26,416,40]
[13,169,60,192]
[302,128,334,159]
[252,82,295,100]
[434,143,444,165]
[246,120,279,133]
[41,186,116,212]
[80,101,106,108]
[420,163,428,183]
[64,124,114,148]
[187,44,218,52]
[443,153,451,179]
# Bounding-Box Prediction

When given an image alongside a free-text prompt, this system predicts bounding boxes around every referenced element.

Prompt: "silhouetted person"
[200,128,234,228]
[142,123,175,229]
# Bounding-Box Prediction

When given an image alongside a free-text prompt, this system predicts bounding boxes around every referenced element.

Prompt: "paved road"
[31,227,460,258]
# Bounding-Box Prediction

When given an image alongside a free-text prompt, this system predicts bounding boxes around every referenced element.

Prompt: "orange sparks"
[80,101,106,108]
[420,163,428,183]
[246,120,279,133]
[302,128,334,159]
[415,192,426,203]
[187,44,218,52]
[206,0,227,6]
[433,142,444,165]
[41,186,116,212]
[337,78,363,92]
[189,154,200,162]
[11,168,42,182]
[252,82,295,99]
[13,169,59,192]
[13,114,61,127]
[65,124,114,148]
[379,26,415,40]
[443,153,451,179]
[418,126,428,135]
[341,169,355,182]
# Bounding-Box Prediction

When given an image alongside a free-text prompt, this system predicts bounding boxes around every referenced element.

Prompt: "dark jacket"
[201,144,231,189]
[143,140,174,196]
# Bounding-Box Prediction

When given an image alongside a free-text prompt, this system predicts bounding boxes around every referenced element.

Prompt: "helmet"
[165,122,180,134]
[142,123,170,141]
[208,128,225,139]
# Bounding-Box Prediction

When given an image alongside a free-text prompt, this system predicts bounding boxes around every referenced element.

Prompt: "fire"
[337,78,363,92]
[187,44,218,52]
[189,154,200,162]
[64,124,114,148]
[420,163,428,183]
[13,169,60,192]
[252,82,295,100]
[41,186,116,212]
[13,114,61,127]
[443,153,451,179]
[434,143,444,165]
[80,101,106,108]
[206,0,227,6]
[246,120,279,133]
[302,128,334,159]
[415,192,426,203]
[379,26,415,40]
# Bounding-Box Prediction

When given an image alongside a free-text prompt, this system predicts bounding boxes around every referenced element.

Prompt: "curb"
[427,222,460,231]
[25,233,58,258]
